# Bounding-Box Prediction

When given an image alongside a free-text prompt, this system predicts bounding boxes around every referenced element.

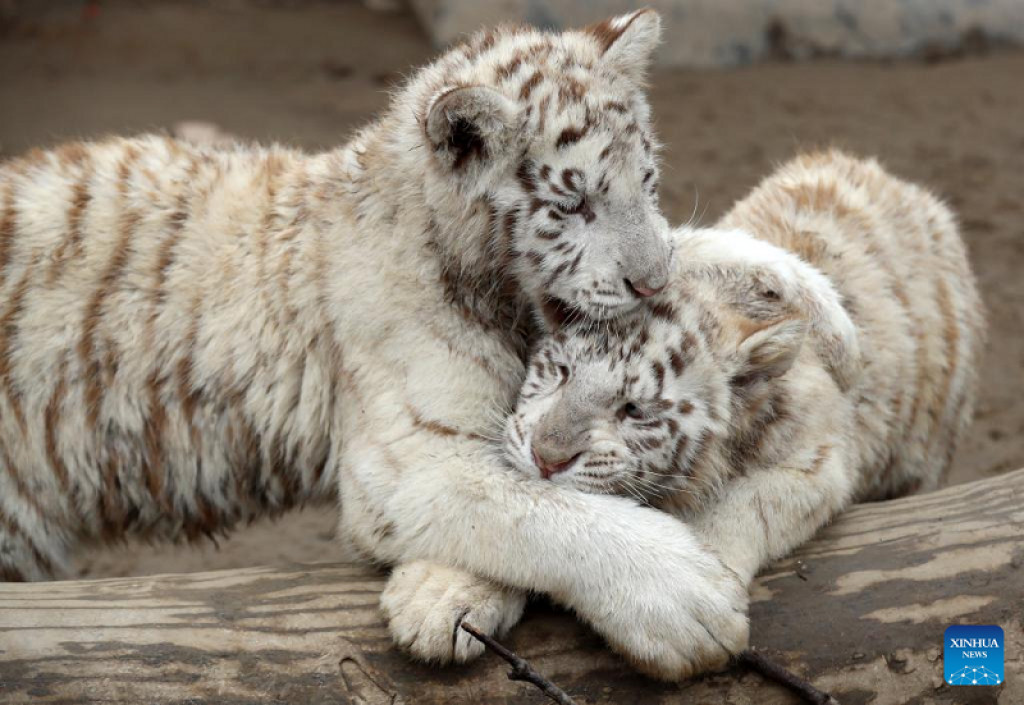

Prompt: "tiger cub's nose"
[531,446,581,480]
[625,278,666,298]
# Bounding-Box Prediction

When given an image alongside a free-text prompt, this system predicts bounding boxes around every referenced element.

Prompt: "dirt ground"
[1,1,1022,579]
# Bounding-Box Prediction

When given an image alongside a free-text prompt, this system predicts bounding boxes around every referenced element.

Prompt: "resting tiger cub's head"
[402,10,672,326]
[502,227,858,502]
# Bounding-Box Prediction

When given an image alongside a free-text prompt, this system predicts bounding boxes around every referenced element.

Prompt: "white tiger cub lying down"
[382,151,984,680]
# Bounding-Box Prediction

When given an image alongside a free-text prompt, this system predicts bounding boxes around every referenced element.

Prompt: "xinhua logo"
[944,625,1004,686]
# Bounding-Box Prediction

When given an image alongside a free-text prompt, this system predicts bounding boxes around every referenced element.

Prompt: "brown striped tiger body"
[0,10,755,682]
[0,136,338,579]
[384,151,984,679]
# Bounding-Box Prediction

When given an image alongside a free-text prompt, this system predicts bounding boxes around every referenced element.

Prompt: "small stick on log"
[738,649,839,705]
[461,622,578,705]
[462,619,840,705]
[461,617,839,705]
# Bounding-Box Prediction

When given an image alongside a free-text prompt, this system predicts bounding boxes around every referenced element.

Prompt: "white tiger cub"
[383,151,983,679]
[0,9,751,678]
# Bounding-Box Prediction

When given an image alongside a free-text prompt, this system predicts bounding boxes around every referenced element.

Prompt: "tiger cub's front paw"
[380,560,526,664]
[587,548,751,681]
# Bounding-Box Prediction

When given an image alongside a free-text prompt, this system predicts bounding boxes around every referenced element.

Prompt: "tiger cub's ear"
[585,9,662,80]
[735,317,807,384]
[670,226,863,392]
[424,85,522,173]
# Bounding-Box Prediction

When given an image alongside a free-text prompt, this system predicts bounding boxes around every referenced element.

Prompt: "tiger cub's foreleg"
[689,440,854,586]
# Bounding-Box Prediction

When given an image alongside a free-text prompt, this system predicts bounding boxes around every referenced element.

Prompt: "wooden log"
[1,469,1021,705]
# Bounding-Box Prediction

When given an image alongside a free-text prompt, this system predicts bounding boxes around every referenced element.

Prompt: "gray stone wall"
[410,0,1024,66]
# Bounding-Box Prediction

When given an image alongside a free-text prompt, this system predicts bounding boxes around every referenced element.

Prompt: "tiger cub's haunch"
[0,11,703,678]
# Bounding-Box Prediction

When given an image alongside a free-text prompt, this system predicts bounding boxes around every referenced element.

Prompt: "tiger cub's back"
[718,150,984,500]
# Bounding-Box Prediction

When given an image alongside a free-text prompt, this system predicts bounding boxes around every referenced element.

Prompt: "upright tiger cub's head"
[409,10,672,327]
[503,227,859,501]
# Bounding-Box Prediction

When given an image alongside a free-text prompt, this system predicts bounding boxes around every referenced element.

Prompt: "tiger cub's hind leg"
[0,455,69,581]
[0,515,65,582]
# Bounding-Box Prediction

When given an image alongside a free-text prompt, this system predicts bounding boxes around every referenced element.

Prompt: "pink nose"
[532,448,580,480]
[626,279,665,298]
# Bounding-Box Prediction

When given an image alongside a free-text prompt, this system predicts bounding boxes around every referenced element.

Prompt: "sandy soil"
[1,1,1021,579]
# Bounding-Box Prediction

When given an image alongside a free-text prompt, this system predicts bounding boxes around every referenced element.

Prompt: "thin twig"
[738,648,840,705]
[462,621,837,705]
[460,622,577,705]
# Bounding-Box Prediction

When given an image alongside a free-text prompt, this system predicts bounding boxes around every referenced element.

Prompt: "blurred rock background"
[411,0,1024,66]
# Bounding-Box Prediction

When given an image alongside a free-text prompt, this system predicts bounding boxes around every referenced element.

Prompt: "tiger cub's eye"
[618,402,644,420]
